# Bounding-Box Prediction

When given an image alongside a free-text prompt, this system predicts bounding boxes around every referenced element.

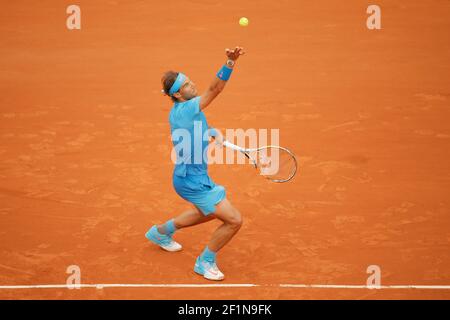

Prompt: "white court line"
[0,284,258,289]
[0,284,450,290]
[279,284,450,290]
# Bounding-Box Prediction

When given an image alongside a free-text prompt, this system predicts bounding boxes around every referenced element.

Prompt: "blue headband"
[169,73,186,96]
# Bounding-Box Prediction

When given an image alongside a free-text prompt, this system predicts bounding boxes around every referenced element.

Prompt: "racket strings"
[255,147,297,182]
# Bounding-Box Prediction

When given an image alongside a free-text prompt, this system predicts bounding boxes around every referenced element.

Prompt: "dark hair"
[161,71,179,102]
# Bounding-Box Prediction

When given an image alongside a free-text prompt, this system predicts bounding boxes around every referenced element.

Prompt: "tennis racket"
[222,140,298,183]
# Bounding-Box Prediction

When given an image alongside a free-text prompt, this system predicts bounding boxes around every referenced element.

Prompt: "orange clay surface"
[0,0,449,299]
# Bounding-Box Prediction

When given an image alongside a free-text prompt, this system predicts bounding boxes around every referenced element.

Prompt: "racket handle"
[223,140,246,152]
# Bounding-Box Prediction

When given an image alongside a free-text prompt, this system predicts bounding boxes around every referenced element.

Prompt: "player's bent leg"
[145,225,183,252]
[208,198,243,252]
[173,207,215,229]
[194,198,242,281]
[146,207,216,253]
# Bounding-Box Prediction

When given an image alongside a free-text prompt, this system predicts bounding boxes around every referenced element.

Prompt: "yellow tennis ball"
[239,17,249,27]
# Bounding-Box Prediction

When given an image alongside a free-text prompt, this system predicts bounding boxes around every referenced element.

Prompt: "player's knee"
[229,209,243,229]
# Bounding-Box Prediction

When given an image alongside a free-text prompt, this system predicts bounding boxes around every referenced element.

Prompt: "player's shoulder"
[171,96,199,109]
[169,97,202,125]
[183,96,201,107]
[177,96,201,114]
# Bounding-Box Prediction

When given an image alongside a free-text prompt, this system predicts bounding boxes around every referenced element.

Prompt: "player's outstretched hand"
[225,46,245,61]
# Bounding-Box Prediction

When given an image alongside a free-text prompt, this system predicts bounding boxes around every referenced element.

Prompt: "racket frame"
[222,140,298,183]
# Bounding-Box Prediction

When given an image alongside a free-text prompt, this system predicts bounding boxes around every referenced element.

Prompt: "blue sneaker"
[145,225,182,252]
[194,256,224,281]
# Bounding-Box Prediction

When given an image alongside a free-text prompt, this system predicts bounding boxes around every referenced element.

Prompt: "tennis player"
[146,46,245,281]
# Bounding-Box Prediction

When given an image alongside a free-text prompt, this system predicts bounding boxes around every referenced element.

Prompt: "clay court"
[0,0,449,299]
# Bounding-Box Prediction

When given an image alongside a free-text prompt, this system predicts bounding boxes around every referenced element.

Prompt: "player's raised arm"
[199,46,245,110]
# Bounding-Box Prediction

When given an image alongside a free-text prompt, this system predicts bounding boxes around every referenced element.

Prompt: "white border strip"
[0,284,449,290]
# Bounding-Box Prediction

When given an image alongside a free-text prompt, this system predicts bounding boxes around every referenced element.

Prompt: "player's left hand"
[225,46,245,61]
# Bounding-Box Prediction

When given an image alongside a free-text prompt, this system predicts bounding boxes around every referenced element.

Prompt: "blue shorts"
[172,174,226,215]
